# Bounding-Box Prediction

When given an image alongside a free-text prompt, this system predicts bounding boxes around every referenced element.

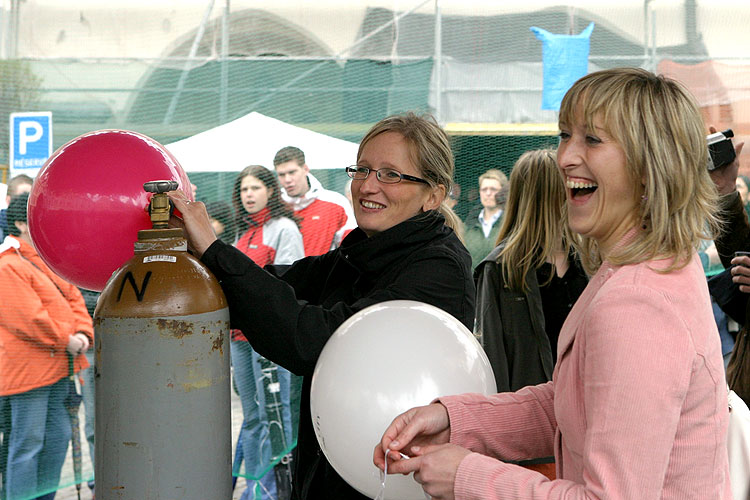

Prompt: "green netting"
[1,2,749,499]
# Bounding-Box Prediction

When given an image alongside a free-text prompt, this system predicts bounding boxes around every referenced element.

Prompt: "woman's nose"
[359,172,380,192]
[557,142,581,170]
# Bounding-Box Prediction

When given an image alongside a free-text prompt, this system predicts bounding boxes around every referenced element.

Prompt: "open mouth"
[566,178,598,199]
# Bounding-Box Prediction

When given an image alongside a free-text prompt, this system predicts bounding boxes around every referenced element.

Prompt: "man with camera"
[708,128,749,404]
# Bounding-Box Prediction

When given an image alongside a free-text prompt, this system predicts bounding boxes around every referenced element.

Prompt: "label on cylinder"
[143,255,177,264]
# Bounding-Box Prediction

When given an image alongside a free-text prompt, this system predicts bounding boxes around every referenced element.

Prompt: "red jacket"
[231,209,304,342]
[281,173,355,256]
[0,236,93,396]
[234,208,304,268]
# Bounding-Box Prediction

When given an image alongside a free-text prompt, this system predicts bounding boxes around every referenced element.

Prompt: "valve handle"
[143,180,178,194]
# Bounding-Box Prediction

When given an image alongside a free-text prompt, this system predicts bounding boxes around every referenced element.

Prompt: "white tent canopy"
[165,111,360,172]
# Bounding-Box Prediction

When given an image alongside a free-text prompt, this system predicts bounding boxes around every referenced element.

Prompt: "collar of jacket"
[281,172,323,211]
[479,240,505,265]
[244,207,272,227]
[476,240,582,281]
[337,210,449,273]
[0,235,21,255]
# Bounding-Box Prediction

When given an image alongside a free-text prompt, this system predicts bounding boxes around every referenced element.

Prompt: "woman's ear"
[422,185,447,212]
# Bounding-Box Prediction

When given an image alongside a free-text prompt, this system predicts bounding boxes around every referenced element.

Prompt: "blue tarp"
[531,22,594,111]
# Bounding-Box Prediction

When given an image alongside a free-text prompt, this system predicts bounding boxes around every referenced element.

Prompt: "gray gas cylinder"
[93,225,231,499]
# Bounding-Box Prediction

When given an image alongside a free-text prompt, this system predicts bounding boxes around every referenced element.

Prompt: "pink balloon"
[27,129,193,292]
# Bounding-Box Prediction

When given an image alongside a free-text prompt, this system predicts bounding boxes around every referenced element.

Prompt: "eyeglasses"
[346,165,430,185]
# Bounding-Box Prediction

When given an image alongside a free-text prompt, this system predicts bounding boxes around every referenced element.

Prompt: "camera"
[707,128,736,171]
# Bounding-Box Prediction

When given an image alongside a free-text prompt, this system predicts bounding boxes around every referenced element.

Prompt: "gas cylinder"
[93,180,231,499]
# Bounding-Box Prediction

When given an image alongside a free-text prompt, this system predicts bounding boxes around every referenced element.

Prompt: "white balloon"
[310,300,497,500]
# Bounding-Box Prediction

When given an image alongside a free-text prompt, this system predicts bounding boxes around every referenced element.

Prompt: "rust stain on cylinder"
[211,332,225,353]
[156,318,192,338]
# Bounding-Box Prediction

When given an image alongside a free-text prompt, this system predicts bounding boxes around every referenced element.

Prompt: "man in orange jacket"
[0,193,93,500]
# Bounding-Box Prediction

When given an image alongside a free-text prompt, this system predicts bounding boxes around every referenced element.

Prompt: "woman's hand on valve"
[166,190,217,258]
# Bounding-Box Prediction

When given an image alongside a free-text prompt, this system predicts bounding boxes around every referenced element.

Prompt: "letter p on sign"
[19,121,43,154]
[10,111,53,178]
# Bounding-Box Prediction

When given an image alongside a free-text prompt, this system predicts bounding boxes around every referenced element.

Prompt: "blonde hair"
[495,149,573,292]
[559,67,719,273]
[357,112,460,233]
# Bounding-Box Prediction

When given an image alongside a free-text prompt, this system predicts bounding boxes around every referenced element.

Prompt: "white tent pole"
[433,0,442,123]
[220,0,230,123]
[163,0,216,125]
[650,3,657,71]
[643,0,650,69]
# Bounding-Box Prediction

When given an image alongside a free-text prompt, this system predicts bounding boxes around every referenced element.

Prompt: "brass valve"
[143,180,178,229]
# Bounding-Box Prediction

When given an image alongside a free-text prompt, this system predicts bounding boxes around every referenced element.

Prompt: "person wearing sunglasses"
[167,112,474,500]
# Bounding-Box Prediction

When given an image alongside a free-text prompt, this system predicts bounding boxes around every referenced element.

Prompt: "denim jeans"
[231,341,293,500]
[5,378,71,500]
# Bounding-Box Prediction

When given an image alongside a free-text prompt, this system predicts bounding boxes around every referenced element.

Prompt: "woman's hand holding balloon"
[394,443,470,500]
[167,191,217,258]
[373,402,452,473]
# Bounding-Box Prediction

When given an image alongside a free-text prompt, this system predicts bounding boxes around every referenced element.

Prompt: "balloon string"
[375,449,393,500]
[375,449,410,500]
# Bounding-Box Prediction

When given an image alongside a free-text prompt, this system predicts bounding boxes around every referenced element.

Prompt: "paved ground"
[54,378,249,500]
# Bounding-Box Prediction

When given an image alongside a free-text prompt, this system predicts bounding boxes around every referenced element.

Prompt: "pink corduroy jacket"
[441,252,731,499]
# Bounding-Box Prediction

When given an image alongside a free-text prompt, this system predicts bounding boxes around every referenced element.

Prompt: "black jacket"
[201,211,475,500]
[474,244,552,393]
[715,191,750,270]
[713,191,750,325]
[474,245,587,393]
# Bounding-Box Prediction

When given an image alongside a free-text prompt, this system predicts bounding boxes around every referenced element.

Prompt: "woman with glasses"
[229,165,303,500]
[167,112,473,500]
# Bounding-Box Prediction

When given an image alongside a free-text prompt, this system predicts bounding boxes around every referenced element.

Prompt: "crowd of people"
[0,191,94,500]
[1,66,748,500]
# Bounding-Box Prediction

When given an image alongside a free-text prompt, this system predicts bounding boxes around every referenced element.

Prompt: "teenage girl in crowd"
[230,165,303,500]
[474,148,587,394]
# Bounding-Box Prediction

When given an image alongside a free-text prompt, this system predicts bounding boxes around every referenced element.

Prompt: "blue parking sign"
[10,111,53,178]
